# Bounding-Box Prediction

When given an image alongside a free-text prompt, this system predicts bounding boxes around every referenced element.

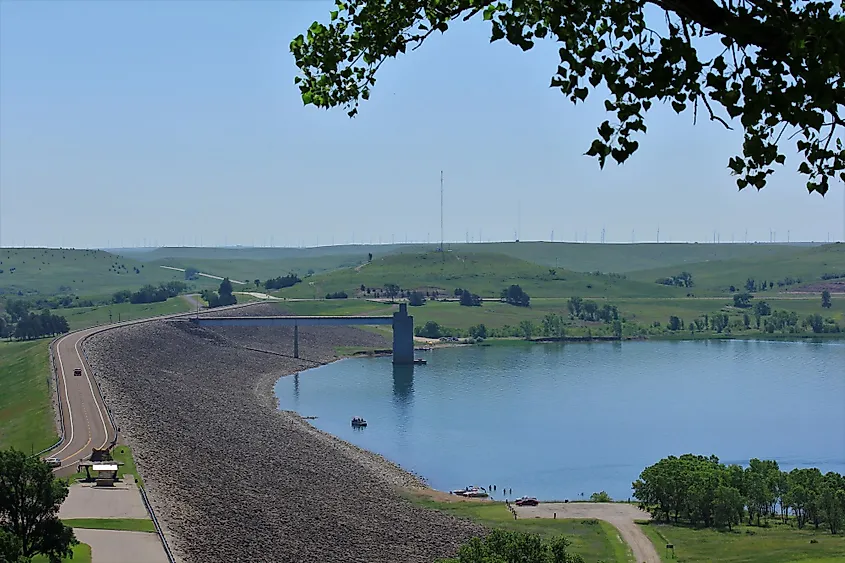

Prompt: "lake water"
[274,340,845,501]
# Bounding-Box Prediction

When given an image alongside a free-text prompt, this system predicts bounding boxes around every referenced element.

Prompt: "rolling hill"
[0,248,217,297]
[274,251,687,299]
[627,243,845,292]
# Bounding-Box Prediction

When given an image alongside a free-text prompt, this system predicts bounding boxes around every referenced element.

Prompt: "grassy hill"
[0,248,218,297]
[149,255,369,286]
[468,241,816,273]
[125,244,410,262]
[275,251,686,299]
[119,242,819,278]
[627,243,845,292]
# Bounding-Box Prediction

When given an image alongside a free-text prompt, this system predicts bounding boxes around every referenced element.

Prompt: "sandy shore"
[82,304,483,563]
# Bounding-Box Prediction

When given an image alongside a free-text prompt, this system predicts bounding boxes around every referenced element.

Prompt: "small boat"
[413,358,427,365]
[451,485,487,497]
[351,417,367,427]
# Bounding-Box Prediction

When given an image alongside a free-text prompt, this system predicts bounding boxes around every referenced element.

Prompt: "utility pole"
[657,226,660,244]
[517,201,521,241]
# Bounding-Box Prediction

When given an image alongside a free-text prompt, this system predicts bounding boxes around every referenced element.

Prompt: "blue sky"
[1,0,842,248]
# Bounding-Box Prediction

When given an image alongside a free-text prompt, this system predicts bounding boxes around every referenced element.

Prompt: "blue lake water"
[274,340,845,501]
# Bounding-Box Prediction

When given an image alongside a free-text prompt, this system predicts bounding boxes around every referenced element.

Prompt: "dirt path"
[513,502,659,563]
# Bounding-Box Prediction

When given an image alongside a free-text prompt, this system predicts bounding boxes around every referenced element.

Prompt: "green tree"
[822,289,832,309]
[408,291,426,306]
[218,278,237,306]
[733,293,753,308]
[519,319,536,340]
[566,296,582,317]
[383,283,400,299]
[439,529,584,563]
[415,320,443,339]
[713,485,744,531]
[0,449,77,562]
[589,491,612,502]
[292,1,845,195]
[468,324,488,339]
[753,300,771,316]
[668,315,682,331]
[0,529,25,563]
[806,313,825,333]
[501,285,530,307]
[612,320,623,338]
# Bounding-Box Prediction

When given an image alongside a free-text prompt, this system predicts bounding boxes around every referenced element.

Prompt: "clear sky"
[1,0,843,248]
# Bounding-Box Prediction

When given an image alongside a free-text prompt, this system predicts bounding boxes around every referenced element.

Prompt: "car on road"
[73,368,82,376]
[514,496,539,506]
[44,457,61,468]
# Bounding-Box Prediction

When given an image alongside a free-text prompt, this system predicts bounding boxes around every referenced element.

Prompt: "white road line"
[74,335,110,450]
[51,334,75,458]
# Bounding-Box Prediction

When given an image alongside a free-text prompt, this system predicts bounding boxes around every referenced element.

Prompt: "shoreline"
[82,311,484,562]
[254,360,431,492]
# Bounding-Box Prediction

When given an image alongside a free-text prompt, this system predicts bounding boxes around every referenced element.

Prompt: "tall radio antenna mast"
[440,170,444,251]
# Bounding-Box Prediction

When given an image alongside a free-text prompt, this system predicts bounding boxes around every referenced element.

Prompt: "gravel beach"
[83,304,483,563]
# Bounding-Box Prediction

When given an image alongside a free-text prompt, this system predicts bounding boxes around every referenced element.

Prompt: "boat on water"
[351,417,367,427]
[413,358,427,365]
[450,485,488,498]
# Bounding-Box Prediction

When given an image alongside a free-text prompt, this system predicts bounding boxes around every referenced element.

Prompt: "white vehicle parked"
[44,457,61,468]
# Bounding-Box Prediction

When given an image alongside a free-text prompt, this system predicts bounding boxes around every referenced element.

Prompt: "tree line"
[0,309,70,340]
[634,454,845,533]
[263,274,301,290]
[112,281,188,305]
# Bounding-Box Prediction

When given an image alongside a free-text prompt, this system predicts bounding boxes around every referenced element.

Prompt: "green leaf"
[302,91,313,105]
[491,25,504,42]
[598,121,613,142]
[671,101,685,113]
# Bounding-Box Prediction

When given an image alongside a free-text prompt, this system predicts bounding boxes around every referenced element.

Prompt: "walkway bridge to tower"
[190,303,415,364]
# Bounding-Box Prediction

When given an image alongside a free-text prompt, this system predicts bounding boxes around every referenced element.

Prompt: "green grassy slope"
[0,340,57,453]
[122,242,816,275]
[127,244,411,262]
[150,255,369,284]
[627,243,845,291]
[465,242,815,273]
[275,251,687,299]
[0,248,201,296]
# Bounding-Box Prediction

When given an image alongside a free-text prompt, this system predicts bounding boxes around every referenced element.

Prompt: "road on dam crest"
[46,302,257,470]
[49,327,114,469]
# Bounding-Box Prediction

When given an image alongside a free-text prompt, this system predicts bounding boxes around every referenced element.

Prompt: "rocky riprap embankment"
[83,304,483,563]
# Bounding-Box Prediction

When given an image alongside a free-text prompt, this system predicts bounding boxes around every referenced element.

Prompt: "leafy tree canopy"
[291,0,845,194]
[0,449,77,563]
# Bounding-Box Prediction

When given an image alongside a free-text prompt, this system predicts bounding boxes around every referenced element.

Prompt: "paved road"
[49,327,115,470]
[46,301,258,470]
[73,529,168,563]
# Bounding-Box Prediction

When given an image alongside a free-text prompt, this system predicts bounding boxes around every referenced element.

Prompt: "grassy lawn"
[411,497,632,562]
[60,298,193,331]
[62,518,155,533]
[639,521,845,563]
[31,542,91,563]
[111,444,143,487]
[0,340,57,453]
